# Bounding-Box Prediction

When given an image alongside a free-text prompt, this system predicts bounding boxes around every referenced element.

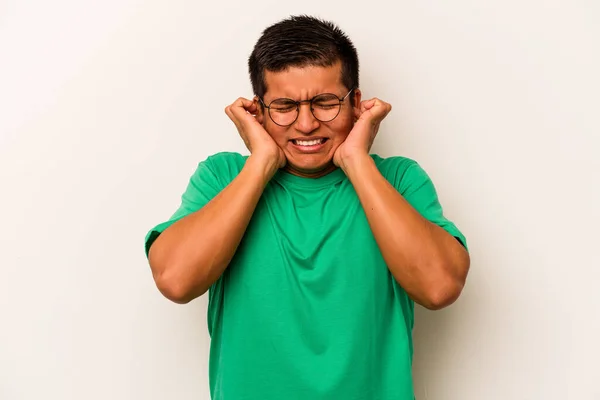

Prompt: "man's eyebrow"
[270,92,337,102]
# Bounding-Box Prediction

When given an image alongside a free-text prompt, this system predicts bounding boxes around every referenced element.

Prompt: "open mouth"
[291,138,328,147]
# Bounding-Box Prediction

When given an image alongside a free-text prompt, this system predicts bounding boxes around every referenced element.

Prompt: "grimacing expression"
[255,62,362,178]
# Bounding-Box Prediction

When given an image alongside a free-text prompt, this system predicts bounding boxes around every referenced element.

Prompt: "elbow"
[150,260,204,305]
[153,265,211,304]
[421,273,467,311]
[423,251,470,310]
[422,283,463,310]
[155,274,196,304]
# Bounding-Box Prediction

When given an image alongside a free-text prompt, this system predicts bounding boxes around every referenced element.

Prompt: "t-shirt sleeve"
[144,154,239,258]
[393,160,468,251]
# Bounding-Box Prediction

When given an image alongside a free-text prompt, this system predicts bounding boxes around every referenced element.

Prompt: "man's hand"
[333,98,392,170]
[225,98,286,177]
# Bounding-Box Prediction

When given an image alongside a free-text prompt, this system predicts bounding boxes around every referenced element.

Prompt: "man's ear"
[351,88,362,120]
[253,96,265,124]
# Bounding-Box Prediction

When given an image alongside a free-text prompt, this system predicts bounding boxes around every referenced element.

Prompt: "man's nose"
[294,102,319,133]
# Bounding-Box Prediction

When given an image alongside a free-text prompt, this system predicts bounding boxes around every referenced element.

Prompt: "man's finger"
[225,105,244,132]
[233,97,257,114]
[230,98,261,126]
[356,100,392,126]
[361,99,376,112]
[368,100,391,119]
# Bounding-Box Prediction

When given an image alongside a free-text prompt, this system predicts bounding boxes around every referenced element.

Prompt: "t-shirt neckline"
[273,167,346,188]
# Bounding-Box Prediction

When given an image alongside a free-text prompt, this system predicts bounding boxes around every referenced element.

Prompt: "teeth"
[294,139,323,146]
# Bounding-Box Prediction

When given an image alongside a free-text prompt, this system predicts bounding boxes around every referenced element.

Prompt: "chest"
[225,182,392,304]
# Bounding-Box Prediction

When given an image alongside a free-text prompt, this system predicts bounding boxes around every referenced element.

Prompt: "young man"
[145,15,469,400]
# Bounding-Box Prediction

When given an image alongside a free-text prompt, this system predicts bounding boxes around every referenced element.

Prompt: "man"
[145,15,469,400]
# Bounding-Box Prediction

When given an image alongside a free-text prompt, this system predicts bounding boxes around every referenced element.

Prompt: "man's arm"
[335,98,470,310]
[342,155,470,310]
[148,157,274,304]
[148,97,285,304]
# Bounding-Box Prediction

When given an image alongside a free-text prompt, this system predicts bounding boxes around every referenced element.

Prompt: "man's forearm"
[342,155,470,310]
[148,157,276,303]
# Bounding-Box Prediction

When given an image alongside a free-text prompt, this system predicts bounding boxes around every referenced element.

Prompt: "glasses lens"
[312,94,341,122]
[269,99,298,126]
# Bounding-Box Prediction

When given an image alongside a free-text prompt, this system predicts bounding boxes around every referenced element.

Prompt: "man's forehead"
[263,63,343,99]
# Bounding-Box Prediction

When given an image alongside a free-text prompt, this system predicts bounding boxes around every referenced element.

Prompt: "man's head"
[248,15,362,177]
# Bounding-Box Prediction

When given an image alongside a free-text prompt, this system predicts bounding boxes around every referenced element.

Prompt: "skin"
[251,63,360,178]
[148,61,470,309]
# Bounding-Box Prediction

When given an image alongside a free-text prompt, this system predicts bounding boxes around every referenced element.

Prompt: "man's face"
[256,62,361,178]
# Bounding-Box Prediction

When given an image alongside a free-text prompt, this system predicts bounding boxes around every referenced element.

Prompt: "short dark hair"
[248,15,359,100]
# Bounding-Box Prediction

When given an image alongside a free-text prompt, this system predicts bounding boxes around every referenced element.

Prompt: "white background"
[1,1,598,399]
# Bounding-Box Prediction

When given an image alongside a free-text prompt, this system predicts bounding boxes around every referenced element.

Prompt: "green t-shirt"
[145,152,467,400]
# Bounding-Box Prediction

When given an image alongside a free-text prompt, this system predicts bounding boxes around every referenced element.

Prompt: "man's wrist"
[244,155,280,185]
[339,152,375,177]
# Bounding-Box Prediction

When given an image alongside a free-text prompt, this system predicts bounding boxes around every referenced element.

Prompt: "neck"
[283,163,338,179]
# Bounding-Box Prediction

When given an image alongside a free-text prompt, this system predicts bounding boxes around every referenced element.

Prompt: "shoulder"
[203,151,247,171]
[195,151,247,177]
[185,152,248,191]
[371,154,418,172]
[370,154,429,192]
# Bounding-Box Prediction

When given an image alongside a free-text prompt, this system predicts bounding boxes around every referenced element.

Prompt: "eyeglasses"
[258,88,355,127]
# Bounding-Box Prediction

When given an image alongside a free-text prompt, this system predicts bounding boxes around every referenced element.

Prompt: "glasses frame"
[258,88,355,127]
